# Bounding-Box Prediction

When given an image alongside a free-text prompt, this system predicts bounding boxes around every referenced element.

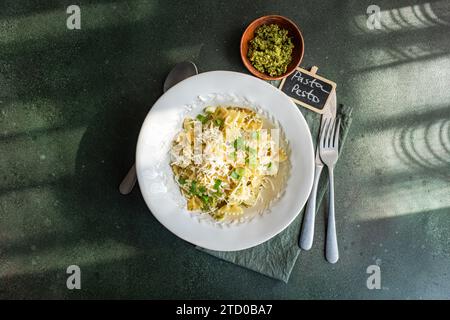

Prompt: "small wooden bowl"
[240,15,304,81]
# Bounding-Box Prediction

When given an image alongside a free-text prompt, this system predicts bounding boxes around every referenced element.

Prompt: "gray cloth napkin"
[197,83,353,283]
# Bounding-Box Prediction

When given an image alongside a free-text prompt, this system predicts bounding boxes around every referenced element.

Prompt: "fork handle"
[326,167,339,263]
[300,164,323,250]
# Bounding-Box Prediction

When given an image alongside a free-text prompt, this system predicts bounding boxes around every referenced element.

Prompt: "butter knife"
[300,89,336,250]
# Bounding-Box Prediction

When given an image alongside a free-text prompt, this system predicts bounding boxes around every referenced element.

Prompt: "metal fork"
[320,117,341,264]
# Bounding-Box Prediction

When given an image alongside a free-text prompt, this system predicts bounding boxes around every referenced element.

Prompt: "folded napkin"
[197,82,353,283]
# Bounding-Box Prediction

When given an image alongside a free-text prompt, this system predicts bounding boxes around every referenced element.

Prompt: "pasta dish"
[170,106,287,220]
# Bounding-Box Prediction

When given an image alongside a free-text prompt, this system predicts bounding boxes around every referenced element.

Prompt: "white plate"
[136,71,314,251]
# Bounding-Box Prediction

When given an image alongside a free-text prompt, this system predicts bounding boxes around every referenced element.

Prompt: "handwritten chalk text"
[291,84,320,103]
[291,71,330,94]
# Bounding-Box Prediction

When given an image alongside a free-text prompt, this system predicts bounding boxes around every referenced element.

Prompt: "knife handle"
[119,163,137,195]
[300,164,323,250]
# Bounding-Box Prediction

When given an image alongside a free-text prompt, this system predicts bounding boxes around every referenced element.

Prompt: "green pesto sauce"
[247,24,294,77]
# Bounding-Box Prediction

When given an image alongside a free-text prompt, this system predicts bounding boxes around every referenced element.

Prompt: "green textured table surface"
[1,0,449,299]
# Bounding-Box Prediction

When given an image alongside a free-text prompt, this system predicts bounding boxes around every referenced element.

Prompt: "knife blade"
[300,89,336,250]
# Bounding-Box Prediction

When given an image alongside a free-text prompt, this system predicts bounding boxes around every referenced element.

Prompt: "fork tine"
[334,118,341,150]
[329,117,337,148]
[325,117,334,148]
[320,117,330,149]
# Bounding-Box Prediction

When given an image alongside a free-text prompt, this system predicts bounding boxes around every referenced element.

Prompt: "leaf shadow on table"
[0,0,291,299]
[292,0,450,297]
[292,205,450,299]
[349,206,449,299]
[0,0,120,19]
[392,110,450,182]
[2,0,450,299]
[2,203,449,299]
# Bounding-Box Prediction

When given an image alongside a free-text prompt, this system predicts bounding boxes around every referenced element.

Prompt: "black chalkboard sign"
[279,66,336,113]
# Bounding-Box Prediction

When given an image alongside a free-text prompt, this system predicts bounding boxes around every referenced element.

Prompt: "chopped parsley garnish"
[234,137,245,150]
[178,177,186,185]
[213,179,222,190]
[247,147,257,155]
[189,181,197,194]
[196,114,209,124]
[231,168,245,180]
[200,195,210,204]
[204,106,215,113]
[251,131,260,140]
